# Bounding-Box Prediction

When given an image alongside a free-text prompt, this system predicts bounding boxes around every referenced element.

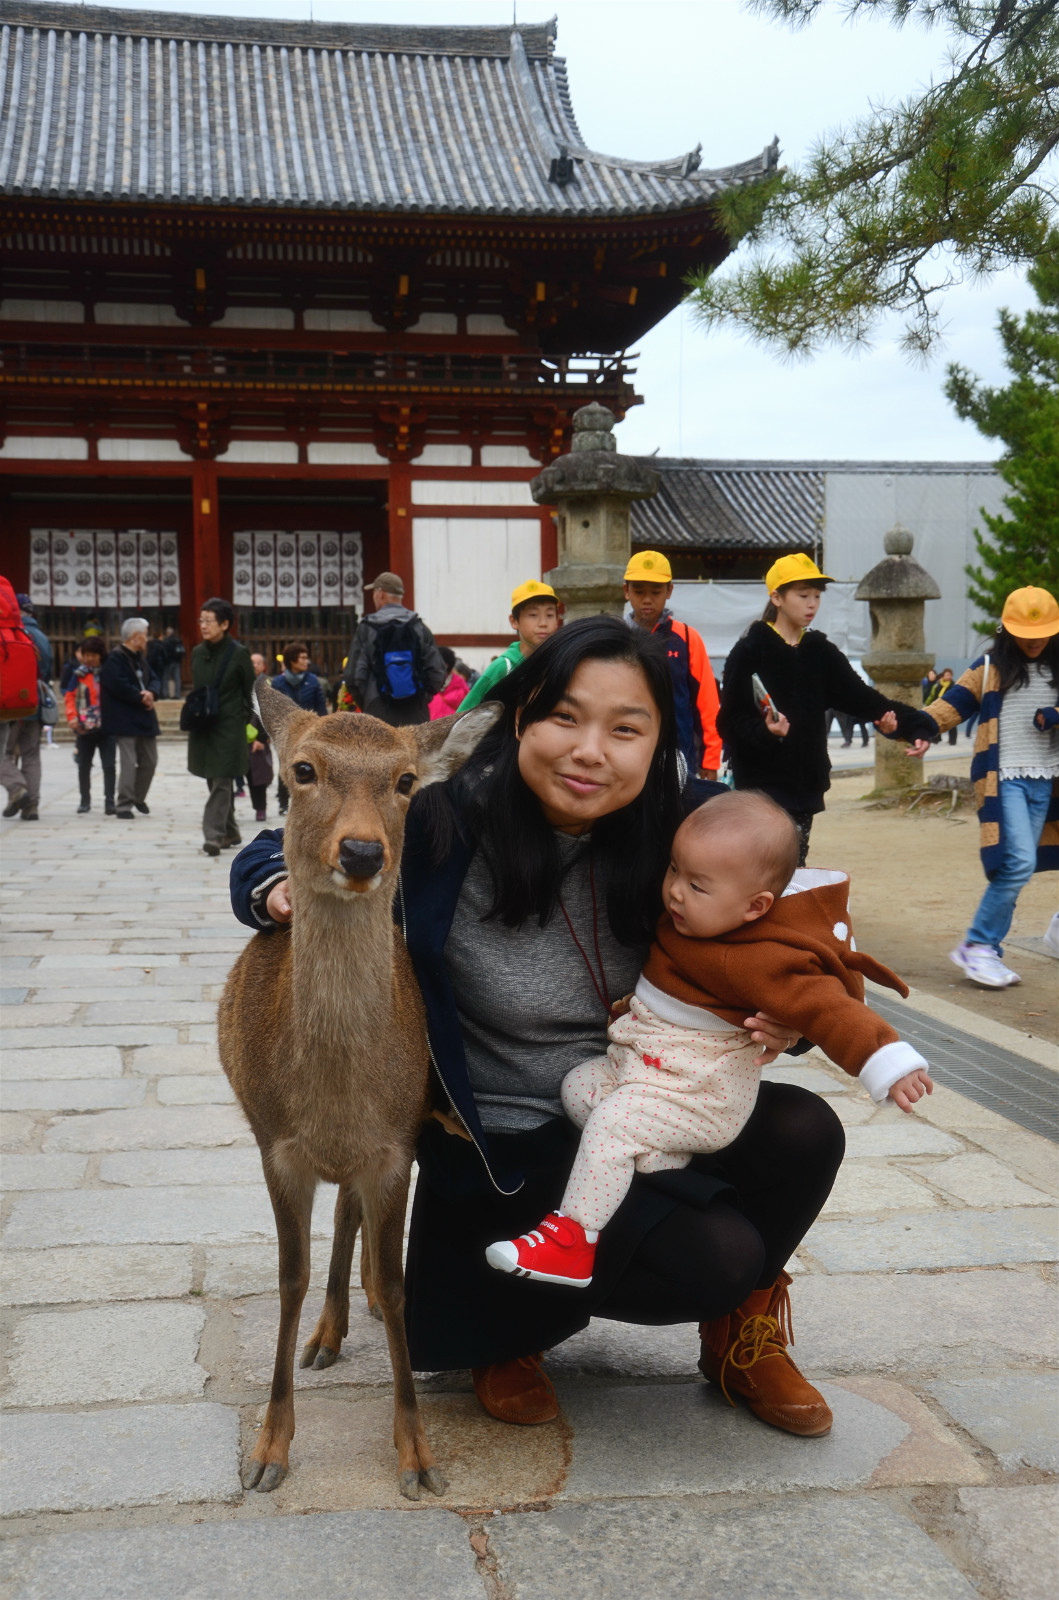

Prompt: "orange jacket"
[652,613,722,773]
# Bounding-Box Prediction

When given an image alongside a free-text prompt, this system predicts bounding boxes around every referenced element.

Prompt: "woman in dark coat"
[231,618,844,1437]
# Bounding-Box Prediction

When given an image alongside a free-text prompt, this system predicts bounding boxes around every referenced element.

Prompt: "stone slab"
[546,1318,702,1381]
[80,1001,218,1026]
[203,1243,332,1297]
[803,1208,1058,1272]
[1,1004,79,1027]
[833,1377,987,1485]
[0,1244,194,1305]
[269,1391,567,1514]
[929,1374,1059,1471]
[2,1080,146,1112]
[3,1185,274,1248]
[489,1494,979,1600]
[129,1042,222,1075]
[818,1095,877,1125]
[841,1123,964,1157]
[823,1162,937,1214]
[958,1486,1059,1600]
[914,1152,1054,1207]
[40,1103,252,1152]
[0,1153,88,1190]
[963,1126,1059,1196]
[791,1269,1058,1374]
[32,954,182,968]
[0,1403,240,1516]
[1,1046,123,1080]
[29,986,206,1006]
[0,988,28,1003]
[0,1113,35,1151]
[760,1064,847,1095]
[4,1029,180,1050]
[233,1290,394,1389]
[98,1147,263,1186]
[0,1512,483,1600]
[3,1302,207,1406]
[156,1074,236,1105]
[556,1381,907,1499]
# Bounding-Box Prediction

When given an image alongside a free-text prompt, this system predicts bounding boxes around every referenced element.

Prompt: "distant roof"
[0,2,777,216]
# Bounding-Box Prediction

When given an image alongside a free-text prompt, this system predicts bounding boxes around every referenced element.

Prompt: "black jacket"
[100,646,160,738]
[718,623,937,811]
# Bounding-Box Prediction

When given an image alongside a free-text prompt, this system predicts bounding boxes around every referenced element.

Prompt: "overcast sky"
[96,0,1036,461]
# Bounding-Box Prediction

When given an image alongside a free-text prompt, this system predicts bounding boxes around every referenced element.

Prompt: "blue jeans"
[967,775,1054,954]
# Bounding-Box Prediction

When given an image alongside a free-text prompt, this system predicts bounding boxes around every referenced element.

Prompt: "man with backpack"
[343,571,445,727]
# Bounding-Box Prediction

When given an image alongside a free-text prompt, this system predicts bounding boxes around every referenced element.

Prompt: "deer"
[218,682,500,1500]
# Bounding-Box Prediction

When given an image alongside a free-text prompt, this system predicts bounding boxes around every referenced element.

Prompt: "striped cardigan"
[926,651,1059,878]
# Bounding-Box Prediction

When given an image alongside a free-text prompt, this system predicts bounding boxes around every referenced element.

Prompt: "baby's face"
[663,830,770,940]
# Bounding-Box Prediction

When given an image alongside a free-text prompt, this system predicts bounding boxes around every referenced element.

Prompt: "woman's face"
[516,658,662,833]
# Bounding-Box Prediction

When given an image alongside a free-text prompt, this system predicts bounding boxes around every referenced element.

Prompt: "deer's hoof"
[367,1301,384,1323]
[312,1345,339,1371]
[257,1462,288,1493]
[419,1465,448,1497]
[399,1469,421,1502]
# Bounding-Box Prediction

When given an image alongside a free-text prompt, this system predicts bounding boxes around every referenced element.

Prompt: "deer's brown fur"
[218,683,499,1499]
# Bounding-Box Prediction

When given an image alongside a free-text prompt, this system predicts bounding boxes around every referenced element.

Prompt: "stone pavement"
[1,742,1056,1600]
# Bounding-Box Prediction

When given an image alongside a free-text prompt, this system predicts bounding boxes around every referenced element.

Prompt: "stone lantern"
[530,402,659,619]
[855,523,941,793]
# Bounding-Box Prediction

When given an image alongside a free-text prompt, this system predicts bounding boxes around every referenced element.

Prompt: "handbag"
[37,680,59,726]
[180,642,235,734]
[248,743,274,787]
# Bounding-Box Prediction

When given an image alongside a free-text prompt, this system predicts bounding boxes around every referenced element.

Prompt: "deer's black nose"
[338,838,386,880]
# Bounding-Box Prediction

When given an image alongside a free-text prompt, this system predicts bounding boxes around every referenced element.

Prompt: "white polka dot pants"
[559,996,763,1234]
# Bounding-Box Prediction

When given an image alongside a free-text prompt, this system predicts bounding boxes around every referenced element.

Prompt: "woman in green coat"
[188,598,255,857]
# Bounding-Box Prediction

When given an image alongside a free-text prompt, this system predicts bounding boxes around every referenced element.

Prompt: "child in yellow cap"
[458,581,559,710]
[718,553,937,862]
[909,586,1059,989]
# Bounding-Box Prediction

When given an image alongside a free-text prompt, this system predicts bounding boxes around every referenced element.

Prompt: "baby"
[486,789,933,1288]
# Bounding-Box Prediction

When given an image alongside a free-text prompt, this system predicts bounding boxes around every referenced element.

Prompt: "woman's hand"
[266,879,293,923]
[888,1069,933,1113]
[744,1011,799,1067]
[251,740,264,753]
[905,738,931,758]
[874,710,898,735]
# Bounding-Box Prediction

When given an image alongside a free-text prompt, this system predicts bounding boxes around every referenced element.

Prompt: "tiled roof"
[0,2,778,216]
[631,460,825,550]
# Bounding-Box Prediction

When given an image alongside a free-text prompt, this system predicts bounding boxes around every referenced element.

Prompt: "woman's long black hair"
[992,626,1059,695]
[419,615,684,946]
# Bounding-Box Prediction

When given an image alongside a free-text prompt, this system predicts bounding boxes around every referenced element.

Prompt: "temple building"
[0,2,776,670]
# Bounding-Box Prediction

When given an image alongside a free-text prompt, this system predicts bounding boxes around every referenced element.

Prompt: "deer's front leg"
[245,1163,315,1493]
[366,1168,447,1502]
[301,1182,361,1370]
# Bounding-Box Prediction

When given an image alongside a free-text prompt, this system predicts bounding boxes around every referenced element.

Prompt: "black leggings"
[596,1082,844,1325]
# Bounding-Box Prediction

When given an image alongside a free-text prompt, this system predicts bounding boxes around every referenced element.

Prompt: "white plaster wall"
[466,314,511,336]
[411,479,535,507]
[481,444,538,467]
[0,437,88,459]
[0,299,84,322]
[304,309,383,331]
[98,439,191,461]
[307,441,387,465]
[95,304,185,326]
[823,468,1005,662]
[407,312,458,334]
[215,307,295,329]
[413,517,542,634]
[416,444,473,466]
[216,441,299,463]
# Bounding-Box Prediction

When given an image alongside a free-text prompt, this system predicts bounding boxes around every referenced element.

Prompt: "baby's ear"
[744,891,774,924]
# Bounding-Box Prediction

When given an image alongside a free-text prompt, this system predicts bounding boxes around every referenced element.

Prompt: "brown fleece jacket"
[641,870,909,1080]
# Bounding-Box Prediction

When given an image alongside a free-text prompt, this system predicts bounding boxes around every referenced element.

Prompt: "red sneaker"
[486,1213,598,1288]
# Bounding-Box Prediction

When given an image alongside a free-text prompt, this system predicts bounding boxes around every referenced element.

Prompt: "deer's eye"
[396,772,416,796]
[293,762,316,785]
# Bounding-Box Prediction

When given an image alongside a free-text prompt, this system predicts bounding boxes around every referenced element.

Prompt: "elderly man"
[342,571,445,727]
[101,617,161,820]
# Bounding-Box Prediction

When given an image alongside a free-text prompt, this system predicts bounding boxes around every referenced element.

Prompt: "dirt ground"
[812,754,1058,1045]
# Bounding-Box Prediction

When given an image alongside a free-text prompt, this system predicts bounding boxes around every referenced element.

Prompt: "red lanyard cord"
[557,857,615,1023]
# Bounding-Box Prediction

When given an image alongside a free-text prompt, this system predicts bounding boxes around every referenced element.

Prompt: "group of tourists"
[227,552,1057,1442]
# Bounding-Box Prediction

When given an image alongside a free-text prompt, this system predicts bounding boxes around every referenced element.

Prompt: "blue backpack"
[373,616,425,702]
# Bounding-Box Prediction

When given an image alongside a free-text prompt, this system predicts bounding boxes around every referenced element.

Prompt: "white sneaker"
[1043,913,1059,956]
[950,942,1021,988]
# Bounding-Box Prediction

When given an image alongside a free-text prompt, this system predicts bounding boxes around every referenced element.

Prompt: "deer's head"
[258,683,500,898]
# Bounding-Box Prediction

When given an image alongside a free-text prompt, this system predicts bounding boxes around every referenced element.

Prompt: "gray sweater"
[443,834,645,1133]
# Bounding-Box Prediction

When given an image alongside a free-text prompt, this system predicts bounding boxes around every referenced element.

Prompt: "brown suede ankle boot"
[471,1353,559,1425]
[698,1271,832,1437]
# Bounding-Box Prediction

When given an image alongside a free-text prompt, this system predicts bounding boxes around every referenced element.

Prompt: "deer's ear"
[412,703,502,787]
[258,679,315,758]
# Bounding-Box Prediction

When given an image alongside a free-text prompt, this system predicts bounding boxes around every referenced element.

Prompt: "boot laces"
[717,1280,794,1407]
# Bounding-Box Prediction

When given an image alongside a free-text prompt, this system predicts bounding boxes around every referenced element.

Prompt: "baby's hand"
[609,993,633,1020]
[888,1069,933,1113]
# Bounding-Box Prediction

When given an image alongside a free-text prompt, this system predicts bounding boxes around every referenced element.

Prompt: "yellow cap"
[510,579,557,611]
[764,553,833,594]
[1001,586,1059,639]
[624,550,673,584]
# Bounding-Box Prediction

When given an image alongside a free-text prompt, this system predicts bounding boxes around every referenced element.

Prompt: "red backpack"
[0,576,39,721]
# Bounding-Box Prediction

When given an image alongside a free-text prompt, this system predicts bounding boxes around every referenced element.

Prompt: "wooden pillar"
[191,460,221,607]
[387,461,414,608]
